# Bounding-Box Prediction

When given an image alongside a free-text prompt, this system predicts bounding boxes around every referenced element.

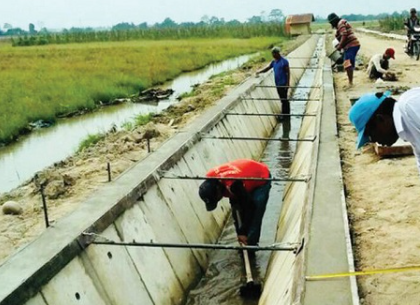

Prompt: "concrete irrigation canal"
[0,35,359,305]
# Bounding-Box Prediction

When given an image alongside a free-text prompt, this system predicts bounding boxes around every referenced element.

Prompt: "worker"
[328,13,361,87]
[256,46,291,115]
[349,88,420,174]
[366,48,396,81]
[198,159,272,246]
[404,8,420,55]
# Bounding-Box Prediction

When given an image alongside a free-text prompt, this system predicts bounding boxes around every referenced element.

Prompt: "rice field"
[0,37,285,144]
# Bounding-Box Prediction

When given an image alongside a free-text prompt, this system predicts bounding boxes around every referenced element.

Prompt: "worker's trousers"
[232,178,272,246]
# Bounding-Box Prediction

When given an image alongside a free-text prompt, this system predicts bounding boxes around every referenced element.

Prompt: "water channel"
[0,54,253,194]
[185,39,323,305]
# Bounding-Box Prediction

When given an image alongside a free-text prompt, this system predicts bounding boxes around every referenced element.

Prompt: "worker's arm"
[337,33,347,51]
[336,22,349,51]
[229,181,254,243]
[372,56,387,74]
[257,62,273,75]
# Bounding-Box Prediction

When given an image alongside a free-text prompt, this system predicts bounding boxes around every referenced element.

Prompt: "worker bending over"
[349,88,420,174]
[199,159,272,246]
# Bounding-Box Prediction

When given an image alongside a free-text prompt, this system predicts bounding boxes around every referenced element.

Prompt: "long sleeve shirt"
[393,88,420,174]
[367,54,388,75]
[336,19,360,50]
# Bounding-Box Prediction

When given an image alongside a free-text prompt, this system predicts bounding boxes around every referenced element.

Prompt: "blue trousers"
[232,179,272,245]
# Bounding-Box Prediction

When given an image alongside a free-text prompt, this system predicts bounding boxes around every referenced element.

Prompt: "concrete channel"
[0,35,358,305]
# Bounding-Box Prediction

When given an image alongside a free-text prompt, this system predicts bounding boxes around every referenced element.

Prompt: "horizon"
[1,0,419,31]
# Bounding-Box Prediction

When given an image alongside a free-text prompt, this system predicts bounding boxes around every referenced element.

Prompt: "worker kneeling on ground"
[349,88,420,174]
[199,159,271,246]
[367,48,397,81]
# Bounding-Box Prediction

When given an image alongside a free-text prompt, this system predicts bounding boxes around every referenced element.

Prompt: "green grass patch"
[177,90,197,100]
[77,133,106,152]
[0,37,287,144]
[134,113,154,127]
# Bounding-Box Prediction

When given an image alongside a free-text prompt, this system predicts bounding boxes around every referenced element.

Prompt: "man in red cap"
[366,48,396,81]
[198,159,272,246]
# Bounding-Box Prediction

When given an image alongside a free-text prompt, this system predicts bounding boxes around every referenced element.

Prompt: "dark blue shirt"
[270,57,289,86]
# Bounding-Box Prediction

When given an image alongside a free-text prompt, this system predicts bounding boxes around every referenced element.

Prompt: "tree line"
[315,10,414,23]
[2,9,286,46]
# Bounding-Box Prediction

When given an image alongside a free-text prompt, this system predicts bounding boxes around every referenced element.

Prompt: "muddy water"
[185,41,323,305]
[0,54,253,194]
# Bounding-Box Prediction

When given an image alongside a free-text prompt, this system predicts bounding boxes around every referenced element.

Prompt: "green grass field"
[0,37,285,144]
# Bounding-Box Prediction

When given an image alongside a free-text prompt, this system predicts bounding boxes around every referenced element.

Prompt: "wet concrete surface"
[185,50,320,305]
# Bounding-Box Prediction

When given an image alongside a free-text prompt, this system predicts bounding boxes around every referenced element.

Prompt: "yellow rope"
[306,265,420,281]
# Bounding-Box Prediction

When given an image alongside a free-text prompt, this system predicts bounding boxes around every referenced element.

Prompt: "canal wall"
[259,41,359,304]
[0,36,319,305]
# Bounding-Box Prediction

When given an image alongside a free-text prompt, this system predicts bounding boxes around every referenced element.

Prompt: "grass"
[77,133,106,152]
[121,112,155,131]
[0,37,286,144]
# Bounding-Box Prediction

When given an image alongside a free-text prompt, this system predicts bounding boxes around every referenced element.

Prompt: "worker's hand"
[238,235,248,245]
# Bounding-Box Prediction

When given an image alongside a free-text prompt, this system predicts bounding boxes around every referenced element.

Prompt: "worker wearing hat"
[366,48,396,80]
[349,88,420,174]
[199,159,272,246]
[328,13,361,86]
[404,8,420,54]
[256,46,291,115]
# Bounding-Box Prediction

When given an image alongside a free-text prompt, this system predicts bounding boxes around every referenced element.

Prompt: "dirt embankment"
[0,36,308,266]
[335,32,420,305]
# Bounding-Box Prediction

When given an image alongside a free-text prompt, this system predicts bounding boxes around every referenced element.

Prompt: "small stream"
[185,38,323,305]
[0,54,253,195]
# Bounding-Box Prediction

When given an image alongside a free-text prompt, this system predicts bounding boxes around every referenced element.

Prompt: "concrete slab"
[140,185,203,288]
[41,257,108,305]
[25,295,46,305]
[82,226,154,305]
[303,62,359,305]
[114,204,184,305]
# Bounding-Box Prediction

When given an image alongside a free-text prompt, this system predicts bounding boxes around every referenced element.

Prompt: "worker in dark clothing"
[198,159,272,246]
[404,8,420,54]
[256,46,291,115]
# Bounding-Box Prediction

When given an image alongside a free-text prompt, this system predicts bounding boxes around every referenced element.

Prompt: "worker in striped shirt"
[328,13,361,87]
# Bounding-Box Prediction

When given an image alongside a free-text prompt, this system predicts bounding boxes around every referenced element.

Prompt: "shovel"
[236,210,263,299]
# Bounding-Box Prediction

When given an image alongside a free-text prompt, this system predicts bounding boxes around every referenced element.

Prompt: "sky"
[1,0,420,30]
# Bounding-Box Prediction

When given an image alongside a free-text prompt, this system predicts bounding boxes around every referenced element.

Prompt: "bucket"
[328,49,344,65]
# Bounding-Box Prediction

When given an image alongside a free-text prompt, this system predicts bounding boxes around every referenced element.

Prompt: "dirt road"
[335,32,420,305]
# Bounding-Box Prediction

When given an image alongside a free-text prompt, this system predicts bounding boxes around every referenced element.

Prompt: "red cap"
[385,48,395,59]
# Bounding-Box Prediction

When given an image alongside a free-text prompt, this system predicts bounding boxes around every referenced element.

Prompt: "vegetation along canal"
[0,54,253,194]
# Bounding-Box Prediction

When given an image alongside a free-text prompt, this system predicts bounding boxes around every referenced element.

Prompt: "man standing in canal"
[198,159,272,246]
[328,13,361,87]
[257,46,291,115]
[349,88,420,175]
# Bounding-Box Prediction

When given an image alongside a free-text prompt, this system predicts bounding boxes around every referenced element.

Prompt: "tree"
[159,17,177,28]
[29,23,36,35]
[3,23,12,30]
[138,22,148,29]
[268,9,284,22]
[112,22,136,31]
[247,16,263,24]
[201,15,210,24]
